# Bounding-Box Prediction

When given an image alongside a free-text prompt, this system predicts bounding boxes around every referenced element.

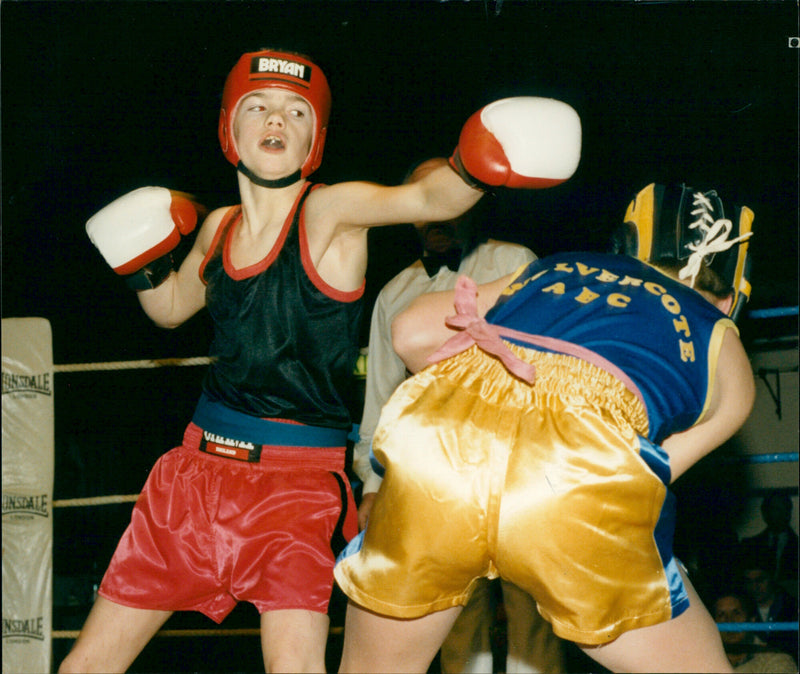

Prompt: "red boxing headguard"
[218,49,331,179]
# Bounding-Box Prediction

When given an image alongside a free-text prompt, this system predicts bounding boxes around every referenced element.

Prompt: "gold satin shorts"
[335,344,689,645]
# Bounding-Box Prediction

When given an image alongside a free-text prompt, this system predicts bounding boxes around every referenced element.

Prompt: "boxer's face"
[233,88,314,179]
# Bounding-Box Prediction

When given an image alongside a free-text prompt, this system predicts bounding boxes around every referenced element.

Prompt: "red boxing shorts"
[99,417,357,622]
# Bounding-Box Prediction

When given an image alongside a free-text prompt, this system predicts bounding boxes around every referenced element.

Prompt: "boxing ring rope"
[52,626,344,640]
[52,494,139,507]
[724,453,799,464]
[53,356,213,373]
[747,306,798,350]
[43,304,797,650]
[52,626,347,639]
[49,355,254,643]
[51,628,263,640]
[49,357,213,509]
[748,306,799,319]
[717,622,798,632]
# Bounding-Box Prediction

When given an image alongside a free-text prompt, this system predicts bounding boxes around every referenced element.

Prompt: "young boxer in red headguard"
[62,49,581,672]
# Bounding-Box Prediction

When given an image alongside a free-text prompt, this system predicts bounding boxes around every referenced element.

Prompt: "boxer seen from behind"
[335,183,755,674]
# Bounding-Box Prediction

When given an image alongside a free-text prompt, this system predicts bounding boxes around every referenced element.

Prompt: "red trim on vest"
[198,206,240,285]
[224,184,312,281]
[298,186,365,303]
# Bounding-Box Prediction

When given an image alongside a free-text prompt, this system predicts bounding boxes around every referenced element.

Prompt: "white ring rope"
[53,626,344,640]
[53,494,139,507]
[51,359,211,507]
[53,356,213,373]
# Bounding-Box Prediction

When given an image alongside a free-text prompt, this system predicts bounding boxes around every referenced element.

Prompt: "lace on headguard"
[610,183,754,321]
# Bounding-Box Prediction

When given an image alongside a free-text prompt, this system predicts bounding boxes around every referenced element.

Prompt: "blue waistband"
[192,395,348,447]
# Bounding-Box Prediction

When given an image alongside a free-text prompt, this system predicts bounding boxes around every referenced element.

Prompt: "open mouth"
[260,135,285,150]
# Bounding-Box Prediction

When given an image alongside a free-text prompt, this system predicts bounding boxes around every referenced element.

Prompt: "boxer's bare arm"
[137,208,224,329]
[661,328,754,482]
[304,96,582,295]
[392,274,513,373]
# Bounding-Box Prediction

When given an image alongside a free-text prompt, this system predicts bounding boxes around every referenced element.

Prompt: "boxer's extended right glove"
[86,186,201,290]
[450,96,582,191]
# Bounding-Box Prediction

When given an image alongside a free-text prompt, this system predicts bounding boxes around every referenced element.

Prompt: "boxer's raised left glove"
[450,96,581,191]
[86,186,202,290]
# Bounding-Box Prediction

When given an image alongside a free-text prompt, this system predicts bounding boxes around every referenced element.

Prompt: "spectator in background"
[741,493,798,595]
[713,590,797,673]
[739,546,799,661]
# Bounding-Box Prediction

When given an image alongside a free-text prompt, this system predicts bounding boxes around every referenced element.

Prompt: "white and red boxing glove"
[450,97,581,190]
[86,186,200,290]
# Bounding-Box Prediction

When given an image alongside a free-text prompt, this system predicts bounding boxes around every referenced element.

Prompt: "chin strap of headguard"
[237,162,302,189]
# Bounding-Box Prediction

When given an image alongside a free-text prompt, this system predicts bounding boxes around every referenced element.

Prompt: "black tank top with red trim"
[199,183,364,429]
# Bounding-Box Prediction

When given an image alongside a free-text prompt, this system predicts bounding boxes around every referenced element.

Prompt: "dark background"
[2,1,798,671]
[3,0,798,362]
